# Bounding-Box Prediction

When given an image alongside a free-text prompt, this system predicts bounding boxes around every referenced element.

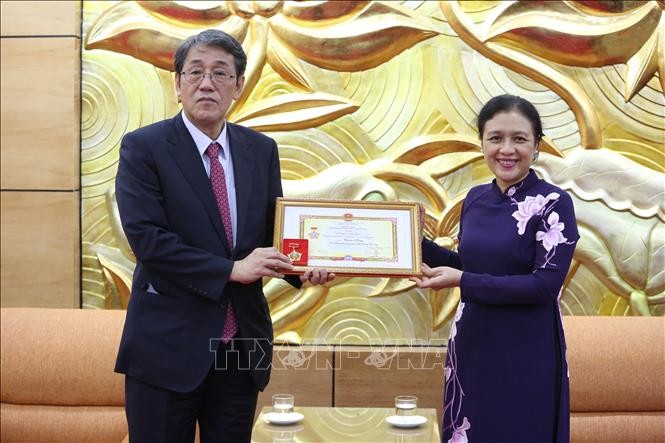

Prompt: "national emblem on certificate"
[274,198,422,276]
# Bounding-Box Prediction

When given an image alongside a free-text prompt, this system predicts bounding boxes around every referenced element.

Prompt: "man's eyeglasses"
[180,69,236,84]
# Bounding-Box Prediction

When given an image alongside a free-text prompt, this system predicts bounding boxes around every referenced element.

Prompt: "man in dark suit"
[114,29,333,443]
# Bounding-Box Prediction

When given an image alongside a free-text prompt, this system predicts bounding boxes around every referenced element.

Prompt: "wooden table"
[251,406,440,442]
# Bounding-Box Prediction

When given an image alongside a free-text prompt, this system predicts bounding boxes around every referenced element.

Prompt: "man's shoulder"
[126,117,175,140]
[227,122,275,146]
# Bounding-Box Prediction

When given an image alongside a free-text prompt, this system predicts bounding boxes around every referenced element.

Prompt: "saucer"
[263,412,304,425]
[385,414,428,428]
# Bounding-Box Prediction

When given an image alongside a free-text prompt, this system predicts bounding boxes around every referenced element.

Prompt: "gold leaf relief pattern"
[484,1,661,67]
[597,293,632,317]
[573,65,664,154]
[298,279,448,344]
[624,14,665,101]
[438,164,483,208]
[269,2,438,72]
[82,1,664,342]
[137,1,232,26]
[535,149,664,220]
[232,92,359,132]
[572,204,664,301]
[560,262,625,316]
[265,31,315,92]
[483,0,665,102]
[440,0,604,148]
[431,50,583,151]
[338,45,426,151]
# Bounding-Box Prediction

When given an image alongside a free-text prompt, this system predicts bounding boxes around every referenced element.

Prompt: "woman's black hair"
[477,94,544,141]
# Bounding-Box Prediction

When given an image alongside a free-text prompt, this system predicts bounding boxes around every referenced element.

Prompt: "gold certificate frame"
[274,198,422,277]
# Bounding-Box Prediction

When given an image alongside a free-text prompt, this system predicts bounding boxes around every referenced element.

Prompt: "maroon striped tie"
[206,142,238,343]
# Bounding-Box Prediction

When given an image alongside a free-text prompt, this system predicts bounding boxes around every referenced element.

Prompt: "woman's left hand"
[410,263,462,290]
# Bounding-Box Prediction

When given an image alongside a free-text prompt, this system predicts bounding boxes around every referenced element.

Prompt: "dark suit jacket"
[114,113,297,393]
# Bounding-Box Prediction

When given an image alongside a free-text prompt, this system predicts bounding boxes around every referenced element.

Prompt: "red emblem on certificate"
[282,239,309,266]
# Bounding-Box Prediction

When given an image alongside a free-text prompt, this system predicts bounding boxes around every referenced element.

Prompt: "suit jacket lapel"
[228,123,253,250]
[166,114,232,253]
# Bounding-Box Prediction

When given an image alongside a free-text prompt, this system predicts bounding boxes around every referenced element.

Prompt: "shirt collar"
[180,111,229,158]
[493,169,539,197]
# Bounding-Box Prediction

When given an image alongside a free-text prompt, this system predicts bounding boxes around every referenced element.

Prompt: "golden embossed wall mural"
[82,1,664,344]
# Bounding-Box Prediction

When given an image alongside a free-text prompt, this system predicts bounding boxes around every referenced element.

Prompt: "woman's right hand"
[410,263,462,290]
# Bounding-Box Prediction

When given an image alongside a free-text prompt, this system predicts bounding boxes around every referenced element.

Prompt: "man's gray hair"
[174,29,247,78]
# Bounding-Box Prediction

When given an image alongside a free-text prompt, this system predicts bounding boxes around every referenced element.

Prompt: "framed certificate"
[273,198,422,277]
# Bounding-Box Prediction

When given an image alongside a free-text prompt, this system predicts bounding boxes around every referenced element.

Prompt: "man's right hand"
[230,247,293,284]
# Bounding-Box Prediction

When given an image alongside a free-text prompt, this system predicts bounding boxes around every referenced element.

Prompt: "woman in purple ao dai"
[414,95,579,443]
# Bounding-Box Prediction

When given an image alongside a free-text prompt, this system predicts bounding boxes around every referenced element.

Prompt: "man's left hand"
[300,268,336,286]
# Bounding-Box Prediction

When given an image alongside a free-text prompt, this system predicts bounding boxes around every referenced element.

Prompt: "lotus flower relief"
[84,1,439,123]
